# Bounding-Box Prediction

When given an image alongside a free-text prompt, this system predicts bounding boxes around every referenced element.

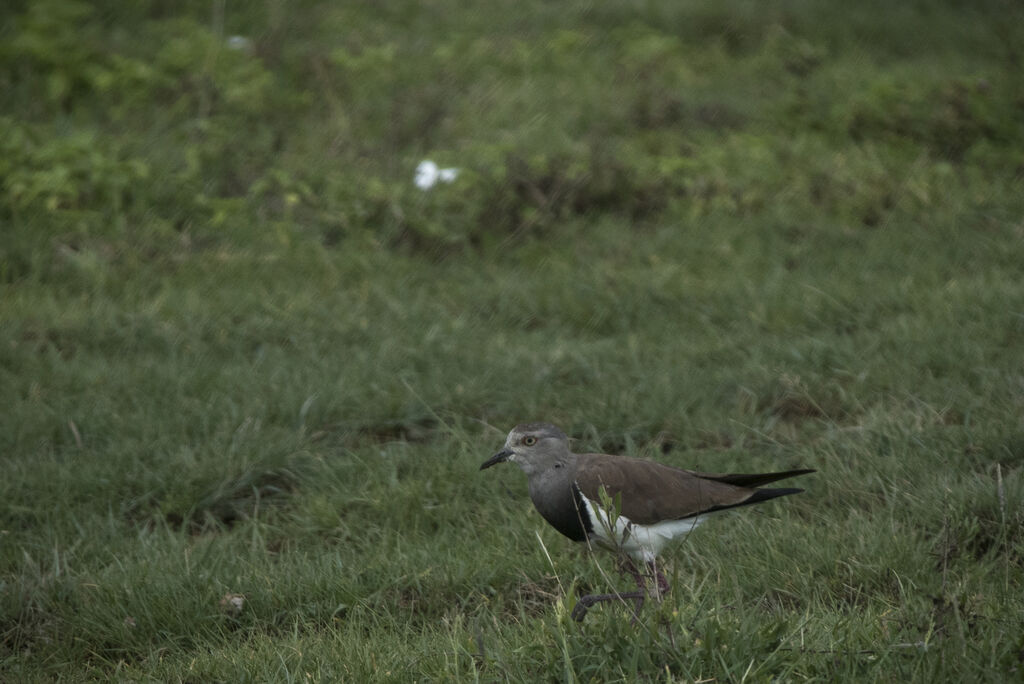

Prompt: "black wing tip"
[755,486,805,499]
[703,486,806,515]
[741,486,806,505]
[707,468,816,488]
[767,469,816,480]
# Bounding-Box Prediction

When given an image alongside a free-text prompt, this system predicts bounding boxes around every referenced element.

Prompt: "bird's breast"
[528,479,593,542]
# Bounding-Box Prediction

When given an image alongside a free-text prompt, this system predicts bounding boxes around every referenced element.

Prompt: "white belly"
[583,495,703,562]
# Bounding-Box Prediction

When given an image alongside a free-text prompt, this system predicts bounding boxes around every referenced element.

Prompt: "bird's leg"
[647,560,670,600]
[619,555,649,616]
[571,555,648,622]
[571,565,672,624]
[617,555,647,589]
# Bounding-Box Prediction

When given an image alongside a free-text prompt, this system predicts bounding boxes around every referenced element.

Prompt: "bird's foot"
[571,590,646,622]
[573,559,672,621]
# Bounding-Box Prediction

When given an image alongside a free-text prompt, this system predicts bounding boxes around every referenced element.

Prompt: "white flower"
[219,592,246,616]
[226,36,252,51]
[415,160,460,190]
[415,160,439,189]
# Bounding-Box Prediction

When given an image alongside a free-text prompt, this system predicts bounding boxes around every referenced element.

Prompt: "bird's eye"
[523,436,537,446]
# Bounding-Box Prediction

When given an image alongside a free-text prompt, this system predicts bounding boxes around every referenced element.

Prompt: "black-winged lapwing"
[481,422,814,621]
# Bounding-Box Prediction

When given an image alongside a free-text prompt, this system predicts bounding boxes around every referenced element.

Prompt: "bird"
[480,422,814,621]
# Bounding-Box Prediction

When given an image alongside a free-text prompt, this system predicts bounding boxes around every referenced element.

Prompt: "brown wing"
[574,454,804,525]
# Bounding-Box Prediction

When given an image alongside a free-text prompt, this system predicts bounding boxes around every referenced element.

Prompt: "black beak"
[480,448,513,470]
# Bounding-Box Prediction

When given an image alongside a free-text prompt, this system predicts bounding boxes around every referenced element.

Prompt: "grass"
[2,0,1024,680]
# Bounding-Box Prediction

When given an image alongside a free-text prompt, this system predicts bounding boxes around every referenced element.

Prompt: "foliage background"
[2,0,1023,680]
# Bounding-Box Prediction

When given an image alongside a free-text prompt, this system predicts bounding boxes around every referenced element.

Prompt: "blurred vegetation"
[3,0,1022,268]
[2,0,1023,680]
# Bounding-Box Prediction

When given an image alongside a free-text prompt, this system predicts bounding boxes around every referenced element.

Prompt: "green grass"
[2,0,1024,680]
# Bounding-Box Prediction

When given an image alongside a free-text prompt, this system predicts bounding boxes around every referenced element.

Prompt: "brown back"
[574,453,761,524]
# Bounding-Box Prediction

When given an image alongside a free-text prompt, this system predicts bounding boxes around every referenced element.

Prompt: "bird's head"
[480,422,571,475]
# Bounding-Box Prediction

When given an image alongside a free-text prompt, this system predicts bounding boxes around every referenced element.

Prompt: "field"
[2,0,1024,680]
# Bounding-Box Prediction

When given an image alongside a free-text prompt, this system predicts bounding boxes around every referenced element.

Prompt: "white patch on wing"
[583,494,703,562]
